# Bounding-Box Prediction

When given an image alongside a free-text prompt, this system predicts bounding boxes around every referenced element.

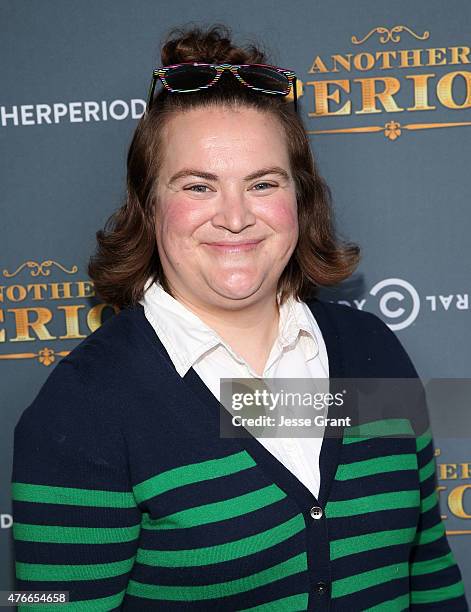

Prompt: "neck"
[170,288,282,371]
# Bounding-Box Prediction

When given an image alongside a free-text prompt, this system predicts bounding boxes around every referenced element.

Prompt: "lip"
[204,239,263,253]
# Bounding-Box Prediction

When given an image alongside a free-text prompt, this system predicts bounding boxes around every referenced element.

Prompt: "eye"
[252,182,276,191]
[184,184,211,193]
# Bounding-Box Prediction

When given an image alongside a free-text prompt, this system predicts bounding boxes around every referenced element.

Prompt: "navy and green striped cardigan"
[11,298,468,610]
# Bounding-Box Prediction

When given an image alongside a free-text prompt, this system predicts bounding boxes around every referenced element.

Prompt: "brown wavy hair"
[88,23,360,309]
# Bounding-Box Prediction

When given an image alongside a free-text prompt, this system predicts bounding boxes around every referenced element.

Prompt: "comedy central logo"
[331,277,468,331]
[369,278,420,331]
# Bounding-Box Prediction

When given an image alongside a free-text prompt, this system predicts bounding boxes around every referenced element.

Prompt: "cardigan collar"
[133,296,346,508]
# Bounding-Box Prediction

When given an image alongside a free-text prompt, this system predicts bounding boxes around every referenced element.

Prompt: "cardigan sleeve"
[368,313,469,610]
[11,359,142,611]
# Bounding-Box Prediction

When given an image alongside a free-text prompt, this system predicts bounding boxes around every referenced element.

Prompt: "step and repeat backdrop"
[2,0,470,599]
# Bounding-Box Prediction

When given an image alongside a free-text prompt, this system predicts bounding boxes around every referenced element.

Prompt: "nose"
[211,188,257,233]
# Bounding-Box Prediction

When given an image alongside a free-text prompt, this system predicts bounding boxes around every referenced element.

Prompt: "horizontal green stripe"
[410,551,456,576]
[343,419,414,444]
[363,593,409,611]
[421,489,439,514]
[11,482,136,508]
[18,590,126,611]
[326,490,420,519]
[416,428,432,453]
[419,457,436,482]
[413,521,445,547]
[16,557,134,581]
[332,561,409,598]
[126,552,307,600]
[239,592,309,611]
[411,580,465,604]
[133,450,256,504]
[13,522,140,544]
[137,513,305,567]
[142,484,287,530]
[330,526,417,561]
[335,454,417,481]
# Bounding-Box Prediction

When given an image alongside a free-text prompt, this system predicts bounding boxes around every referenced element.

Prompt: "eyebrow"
[168,166,290,185]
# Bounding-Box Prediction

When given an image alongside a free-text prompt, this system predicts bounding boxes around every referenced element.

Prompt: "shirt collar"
[139,277,319,377]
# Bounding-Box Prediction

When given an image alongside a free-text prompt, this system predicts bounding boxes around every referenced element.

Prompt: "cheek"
[158,197,207,237]
[259,197,298,233]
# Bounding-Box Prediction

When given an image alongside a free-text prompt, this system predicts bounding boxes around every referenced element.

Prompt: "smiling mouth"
[204,240,263,253]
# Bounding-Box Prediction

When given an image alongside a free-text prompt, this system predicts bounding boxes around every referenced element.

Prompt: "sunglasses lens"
[238,66,290,93]
[163,65,217,91]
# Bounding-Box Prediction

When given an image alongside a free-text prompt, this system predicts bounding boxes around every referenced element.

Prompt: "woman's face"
[154,105,298,310]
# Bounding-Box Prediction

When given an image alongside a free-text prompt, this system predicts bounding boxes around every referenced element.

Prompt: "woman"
[11,24,468,611]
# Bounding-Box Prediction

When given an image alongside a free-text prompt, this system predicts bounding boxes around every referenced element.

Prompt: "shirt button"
[309,506,323,519]
[315,581,329,595]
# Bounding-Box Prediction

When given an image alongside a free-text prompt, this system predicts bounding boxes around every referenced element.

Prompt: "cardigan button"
[314,581,329,595]
[309,505,323,519]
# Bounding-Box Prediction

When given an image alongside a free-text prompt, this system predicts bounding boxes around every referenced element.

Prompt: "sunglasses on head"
[145,62,298,113]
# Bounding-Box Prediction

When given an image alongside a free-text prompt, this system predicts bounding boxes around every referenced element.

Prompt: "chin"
[212,283,262,302]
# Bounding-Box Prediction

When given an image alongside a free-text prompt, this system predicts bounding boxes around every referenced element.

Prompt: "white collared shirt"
[139,278,329,499]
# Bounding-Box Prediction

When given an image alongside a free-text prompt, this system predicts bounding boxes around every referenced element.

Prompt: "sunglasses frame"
[145,62,298,113]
